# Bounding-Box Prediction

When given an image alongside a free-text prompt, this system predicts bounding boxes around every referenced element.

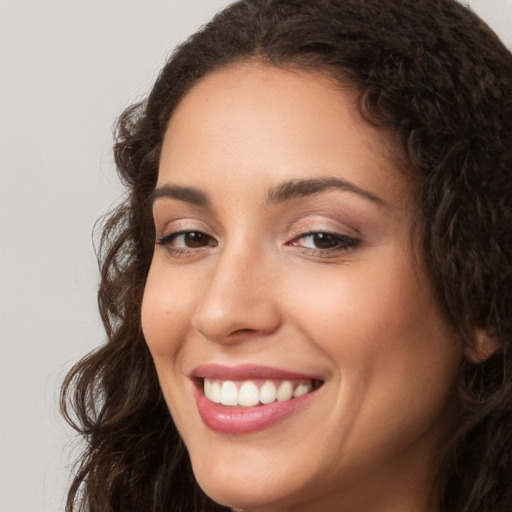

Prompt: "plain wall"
[0,1,511,511]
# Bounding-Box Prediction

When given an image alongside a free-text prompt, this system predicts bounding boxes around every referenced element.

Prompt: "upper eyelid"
[154,211,362,246]
[157,228,356,247]
[293,230,350,239]
[290,231,358,244]
[157,228,215,241]
[156,231,217,253]
[152,195,365,233]
[156,223,357,240]
[155,217,216,236]
[285,217,361,240]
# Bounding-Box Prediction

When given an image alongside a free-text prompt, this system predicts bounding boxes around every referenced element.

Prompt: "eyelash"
[287,232,359,256]
[155,230,359,257]
[156,231,218,256]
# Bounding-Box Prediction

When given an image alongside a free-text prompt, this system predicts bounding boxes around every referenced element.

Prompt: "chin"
[189,449,314,511]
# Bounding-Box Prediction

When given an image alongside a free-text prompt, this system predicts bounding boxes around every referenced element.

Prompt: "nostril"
[232,328,257,335]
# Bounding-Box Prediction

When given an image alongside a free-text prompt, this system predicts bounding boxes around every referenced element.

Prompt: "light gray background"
[1,1,511,511]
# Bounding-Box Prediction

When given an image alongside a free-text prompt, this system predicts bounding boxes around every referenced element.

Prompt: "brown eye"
[182,232,210,248]
[310,233,339,249]
[156,231,217,250]
[289,232,359,253]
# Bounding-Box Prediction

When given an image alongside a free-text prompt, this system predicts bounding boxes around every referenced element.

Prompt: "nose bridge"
[192,237,281,343]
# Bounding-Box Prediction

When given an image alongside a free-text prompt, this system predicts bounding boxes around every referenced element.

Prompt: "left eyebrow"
[266,177,386,207]
[150,183,210,207]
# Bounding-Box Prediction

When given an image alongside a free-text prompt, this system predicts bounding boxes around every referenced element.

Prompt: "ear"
[464,328,500,363]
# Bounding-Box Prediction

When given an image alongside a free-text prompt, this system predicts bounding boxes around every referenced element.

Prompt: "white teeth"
[204,378,221,402]
[210,381,221,403]
[204,378,212,396]
[220,381,238,406]
[259,380,277,404]
[276,381,294,401]
[238,381,260,407]
[293,383,309,398]
[203,378,315,406]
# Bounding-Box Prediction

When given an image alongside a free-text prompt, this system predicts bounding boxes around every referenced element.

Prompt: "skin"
[141,63,464,512]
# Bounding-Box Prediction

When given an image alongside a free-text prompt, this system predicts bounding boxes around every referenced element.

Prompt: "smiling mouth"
[192,365,325,433]
[202,378,323,407]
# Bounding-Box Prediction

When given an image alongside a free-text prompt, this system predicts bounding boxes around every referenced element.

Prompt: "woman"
[61,1,512,511]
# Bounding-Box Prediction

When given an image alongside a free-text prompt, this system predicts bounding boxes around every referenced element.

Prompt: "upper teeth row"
[203,379,313,407]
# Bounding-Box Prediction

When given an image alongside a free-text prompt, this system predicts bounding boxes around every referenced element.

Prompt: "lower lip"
[194,384,319,434]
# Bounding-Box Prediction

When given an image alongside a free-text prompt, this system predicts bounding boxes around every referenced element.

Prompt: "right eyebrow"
[151,183,210,207]
[266,176,386,207]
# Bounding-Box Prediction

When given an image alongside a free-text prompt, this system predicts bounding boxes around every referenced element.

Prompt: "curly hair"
[61,1,512,511]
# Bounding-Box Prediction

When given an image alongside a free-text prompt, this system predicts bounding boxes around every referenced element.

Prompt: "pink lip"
[191,364,323,435]
[191,363,323,381]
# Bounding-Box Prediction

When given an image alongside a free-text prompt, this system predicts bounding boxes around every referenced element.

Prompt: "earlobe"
[464,328,501,363]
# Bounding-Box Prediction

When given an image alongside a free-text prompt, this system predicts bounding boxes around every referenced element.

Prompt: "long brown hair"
[61,1,512,510]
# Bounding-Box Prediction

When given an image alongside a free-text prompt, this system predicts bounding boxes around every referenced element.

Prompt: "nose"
[191,246,282,344]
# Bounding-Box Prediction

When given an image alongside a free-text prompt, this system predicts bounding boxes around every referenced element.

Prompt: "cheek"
[140,263,200,428]
[282,256,423,351]
[141,262,193,359]
[283,250,461,393]
[283,255,462,461]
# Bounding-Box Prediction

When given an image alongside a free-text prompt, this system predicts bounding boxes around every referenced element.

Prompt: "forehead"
[159,63,413,211]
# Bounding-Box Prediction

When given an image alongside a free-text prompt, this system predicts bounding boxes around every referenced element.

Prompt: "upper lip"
[190,364,324,382]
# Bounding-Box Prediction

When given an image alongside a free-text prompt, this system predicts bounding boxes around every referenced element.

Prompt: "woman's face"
[142,63,463,512]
